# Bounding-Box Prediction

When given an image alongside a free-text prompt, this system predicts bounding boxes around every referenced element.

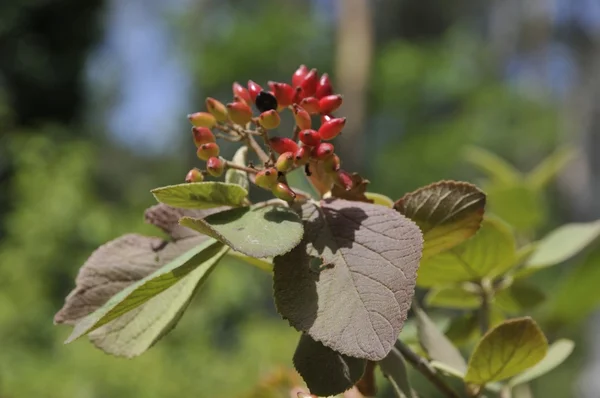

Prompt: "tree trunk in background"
[334,0,373,173]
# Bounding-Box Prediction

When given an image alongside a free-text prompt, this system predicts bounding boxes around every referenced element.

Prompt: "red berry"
[192,127,216,147]
[299,129,321,147]
[226,101,253,125]
[188,112,216,128]
[247,80,263,102]
[292,104,311,130]
[318,117,346,140]
[268,81,295,108]
[321,114,334,124]
[333,170,353,191]
[315,73,334,99]
[312,142,334,160]
[272,182,296,202]
[322,153,341,173]
[259,109,281,130]
[294,146,311,166]
[255,167,278,190]
[319,94,343,115]
[269,137,299,155]
[185,168,204,183]
[300,68,318,97]
[206,156,225,177]
[233,82,252,104]
[300,97,320,114]
[292,65,309,88]
[197,142,220,161]
[275,152,295,172]
[205,97,228,122]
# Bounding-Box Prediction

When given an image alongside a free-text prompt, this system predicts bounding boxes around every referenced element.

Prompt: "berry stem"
[224,160,259,174]
[244,133,270,164]
[257,125,278,164]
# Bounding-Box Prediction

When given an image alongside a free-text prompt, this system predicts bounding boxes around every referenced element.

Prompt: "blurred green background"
[2,1,600,397]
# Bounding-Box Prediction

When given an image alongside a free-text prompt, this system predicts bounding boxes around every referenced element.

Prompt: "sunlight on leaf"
[365,192,394,208]
[152,182,248,209]
[226,251,273,272]
[509,339,574,387]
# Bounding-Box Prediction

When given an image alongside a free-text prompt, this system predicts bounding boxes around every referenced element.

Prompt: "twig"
[257,125,277,163]
[225,160,258,174]
[394,340,462,398]
[244,133,269,164]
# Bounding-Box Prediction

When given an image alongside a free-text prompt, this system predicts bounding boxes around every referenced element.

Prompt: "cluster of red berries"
[185,65,353,202]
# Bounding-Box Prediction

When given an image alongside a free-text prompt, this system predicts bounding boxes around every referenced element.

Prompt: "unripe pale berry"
[192,127,216,147]
[206,156,225,177]
[247,80,263,103]
[197,142,220,161]
[188,112,216,128]
[300,68,318,97]
[272,182,296,202]
[292,104,311,130]
[276,152,294,172]
[268,82,295,108]
[232,82,252,104]
[294,146,310,166]
[269,137,299,154]
[259,109,281,129]
[322,153,341,174]
[319,94,343,115]
[312,142,334,160]
[333,169,353,191]
[292,65,309,88]
[226,101,253,126]
[318,117,346,140]
[255,91,278,113]
[315,73,334,99]
[300,97,320,114]
[299,129,321,147]
[255,167,278,190]
[205,97,228,122]
[185,168,204,183]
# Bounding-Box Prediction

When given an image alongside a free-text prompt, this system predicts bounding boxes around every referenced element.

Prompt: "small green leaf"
[293,334,366,397]
[464,146,521,185]
[226,251,273,272]
[464,317,548,384]
[152,182,248,209]
[180,203,303,258]
[379,346,414,398]
[430,361,465,379]
[525,220,600,269]
[425,285,481,309]
[417,216,517,287]
[526,147,575,191]
[486,184,545,232]
[65,239,225,343]
[509,339,574,387]
[394,180,486,259]
[414,305,467,374]
[274,199,423,361]
[225,146,250,191]
[495,282,545,313]
[365,192,394,208]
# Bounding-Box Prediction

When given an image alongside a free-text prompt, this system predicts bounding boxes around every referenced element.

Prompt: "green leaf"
[88,242,229,357]
[464,317,548,384]
[379,346,414,398]
[509,339,574,387]
[273,199,423,361]
[430,361,466,379]
[464,146,521,185]
[445,313,479,347]
[417,216,517,287]
[526,147,574,191]
[414,305,467,374]
[151,182,248,209]
[394,180,486,259]
[365,192,394,208]
[525,220,600,269]
[65,238,226,343]
[494,282,545,313]
[293,333,366,397]
[226,251,273,272]
[486,183,544,232]
[225,146,250,191]
[425,285,481,309]
[180,203,303,258]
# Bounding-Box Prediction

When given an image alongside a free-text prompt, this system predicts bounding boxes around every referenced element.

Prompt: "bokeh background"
[2,1,600,397]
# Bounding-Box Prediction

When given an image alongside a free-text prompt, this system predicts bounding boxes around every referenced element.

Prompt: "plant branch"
[394,340,462,398]
[225,160,258,174]
[478,279,492,335]
[257,125,277,163]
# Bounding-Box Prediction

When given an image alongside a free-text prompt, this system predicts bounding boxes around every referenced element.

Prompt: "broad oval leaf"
[225,146,250,191]
[65,238,226,343]
[273,199,423,361]
[494,282,545,313]
[425,285,481,309]
[417,216,516,287]
[394,180,486,259]
[414,305,467,374]
[180,204,303,258]
[151,182,248,209]
[525,220,600,269]
[293,333,366,397]
[226,251,273,272]
[464,317,548,384]
[379,346,414,398]
[486,184,544,232]
[509,339,574,387]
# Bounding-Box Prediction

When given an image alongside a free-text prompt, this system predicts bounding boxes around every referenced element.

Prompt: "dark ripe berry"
[292,65,309,88]
[272,182,296,202]
[294,146,310,166]
[255,167,278,190]
[268,82,295,108]
[275,152,294,172]
[206,156,225,177]
[318,117,346,140]
[247,80,263,102]
[299,129,321,147]
[192,127,216,147]
[197,142,220,161]
[312,142,334,160]
[300,68,318,97]
[269,137,299,154]
[255,91,278,113]
[319,94,343,114]
[258,109,281,130]
[300,97,320,114]
[315,73,334,99]
[185,168,204,183]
